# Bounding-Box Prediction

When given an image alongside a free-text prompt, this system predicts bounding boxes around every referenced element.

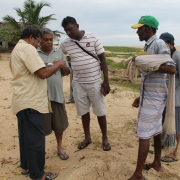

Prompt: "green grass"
[104,46,143,53]
[105,52,117,57]
[109,77,140,92]
[120,54,133,59]
[104,46,142,91]
[106,58,125,69]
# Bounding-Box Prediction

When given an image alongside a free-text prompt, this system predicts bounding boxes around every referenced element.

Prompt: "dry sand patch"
[0,57,180,180]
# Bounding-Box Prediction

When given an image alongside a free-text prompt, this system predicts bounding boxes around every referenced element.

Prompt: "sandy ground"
[0,56,180,180]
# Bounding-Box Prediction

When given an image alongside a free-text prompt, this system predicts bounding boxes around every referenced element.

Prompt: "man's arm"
[35,60,65,79]
[61,53,70,76]
[58,47,70,76]
[157,64,176,74]
[98,53,110,95]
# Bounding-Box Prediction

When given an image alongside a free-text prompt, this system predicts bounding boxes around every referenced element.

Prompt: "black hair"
[151,27,157,34]
[41,28,53,35]
[165,40,175,46]
[61,16,77,27]
[20,26,42,39]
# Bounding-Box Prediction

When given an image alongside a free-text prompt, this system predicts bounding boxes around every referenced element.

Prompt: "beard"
[139,29,148,41]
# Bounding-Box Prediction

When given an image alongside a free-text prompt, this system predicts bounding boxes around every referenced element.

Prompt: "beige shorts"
[42,101,68,135]
[72,80,106,116]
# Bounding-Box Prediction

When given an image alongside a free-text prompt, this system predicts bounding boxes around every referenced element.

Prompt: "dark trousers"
[16,108,45,179]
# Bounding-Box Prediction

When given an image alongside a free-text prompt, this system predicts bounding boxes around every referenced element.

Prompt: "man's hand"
[132,97,140,108]
[61,67,70,76]
[35,60,66,79]
[132,56,137,62]
[101,81,110,96]
[44,62,48,66]
[53,60,66,68]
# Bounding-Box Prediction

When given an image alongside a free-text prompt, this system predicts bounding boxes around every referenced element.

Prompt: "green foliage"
[0,26,20,44]
[1,0,57,44]
[106,58,125,69]
[104,46,143,53]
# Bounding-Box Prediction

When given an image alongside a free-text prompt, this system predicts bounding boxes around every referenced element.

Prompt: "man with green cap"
[160,32,180,163]
[129,16,176,180]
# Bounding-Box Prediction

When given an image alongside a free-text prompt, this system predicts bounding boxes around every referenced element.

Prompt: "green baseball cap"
[131,15,159,29]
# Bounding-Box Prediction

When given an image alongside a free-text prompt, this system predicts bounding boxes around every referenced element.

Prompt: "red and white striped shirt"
[60,31,104,83]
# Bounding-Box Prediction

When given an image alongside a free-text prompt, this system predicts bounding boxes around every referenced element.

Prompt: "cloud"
[0,0,180,45]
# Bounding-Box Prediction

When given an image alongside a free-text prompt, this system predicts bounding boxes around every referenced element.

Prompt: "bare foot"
[57,147,66,155]
[102,137,111,150]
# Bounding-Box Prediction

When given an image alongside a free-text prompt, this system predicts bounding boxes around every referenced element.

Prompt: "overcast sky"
[0,0,180,46]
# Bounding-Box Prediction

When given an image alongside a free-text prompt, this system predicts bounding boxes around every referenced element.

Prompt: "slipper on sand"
[66,100,75,104]
[21,169,30,175]
[58,152,69,160]
[78,141,92,150]
[103,143,111,151]
[45,172,58,180]
[161,155,178,162]
[143,164,151,171]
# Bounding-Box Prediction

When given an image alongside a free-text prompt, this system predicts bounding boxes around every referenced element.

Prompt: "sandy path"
[0,60,180,180]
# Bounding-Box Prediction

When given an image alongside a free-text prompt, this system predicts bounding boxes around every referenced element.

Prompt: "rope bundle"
[123,56,138,82]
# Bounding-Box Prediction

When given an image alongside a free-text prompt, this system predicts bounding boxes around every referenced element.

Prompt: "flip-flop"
[58,152,69,160]
[21,169,30,175]
[66,100,75,104]
[45,172,58,180]
[161,155,178,162]
[103,143,111,151]
[143,164,151,171]
[78,141,92,150]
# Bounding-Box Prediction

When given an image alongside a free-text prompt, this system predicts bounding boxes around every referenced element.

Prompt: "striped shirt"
[60,31,104,83]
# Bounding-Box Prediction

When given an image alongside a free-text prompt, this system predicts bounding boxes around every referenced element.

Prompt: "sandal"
[45,172,58,180]
[78,141,92,150]
[161,155,178,162]
[143,164,151,171]
[21,169,30,175]
[66,100,75,104]
[102,143,111,151]
[57,152,69,160]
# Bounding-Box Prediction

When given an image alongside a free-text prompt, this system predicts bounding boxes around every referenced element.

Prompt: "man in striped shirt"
[60,16,111,151]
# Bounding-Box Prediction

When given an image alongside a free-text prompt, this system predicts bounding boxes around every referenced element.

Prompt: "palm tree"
[1,0,60,45]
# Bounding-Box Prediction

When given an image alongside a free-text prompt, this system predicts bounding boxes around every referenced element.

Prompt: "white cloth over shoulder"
[135,54,173,71]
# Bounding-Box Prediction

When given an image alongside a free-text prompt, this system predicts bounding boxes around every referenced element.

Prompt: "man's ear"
[147,26,152,33]
[76,24,79,29]
[29,34,34,41]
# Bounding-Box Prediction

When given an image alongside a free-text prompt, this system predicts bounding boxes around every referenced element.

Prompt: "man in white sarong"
[128,16,176,180]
